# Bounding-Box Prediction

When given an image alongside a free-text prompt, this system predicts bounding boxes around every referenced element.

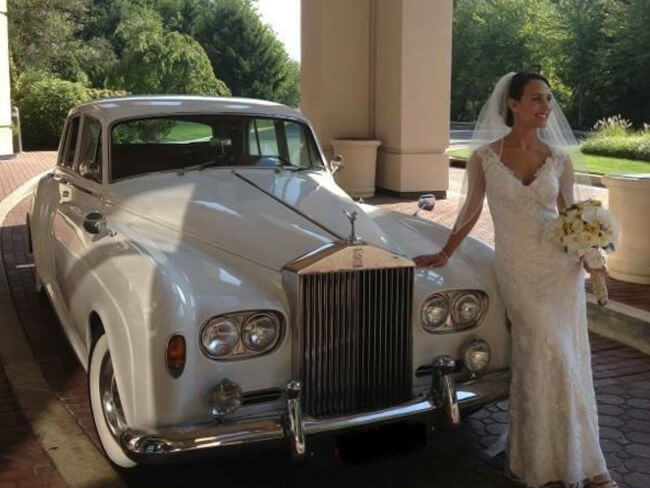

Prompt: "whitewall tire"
[89,334,137,469]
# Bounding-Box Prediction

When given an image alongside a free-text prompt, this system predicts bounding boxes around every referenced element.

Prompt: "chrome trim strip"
[286,380,306,457]
[232,170,343,240]
[284,242,413,274]
[119,369,510,463]
[302,395,435,435]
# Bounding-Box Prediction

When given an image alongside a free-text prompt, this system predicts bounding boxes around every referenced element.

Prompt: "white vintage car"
[28,96,510,468]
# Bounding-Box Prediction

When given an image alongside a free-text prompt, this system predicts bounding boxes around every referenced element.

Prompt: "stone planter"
[330,139,381,198]
[602,172,650,284]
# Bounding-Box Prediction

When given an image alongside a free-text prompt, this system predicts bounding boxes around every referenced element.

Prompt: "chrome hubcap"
[99,351,127,440]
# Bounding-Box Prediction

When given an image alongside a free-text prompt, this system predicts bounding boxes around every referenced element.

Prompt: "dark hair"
[505,72,550,127]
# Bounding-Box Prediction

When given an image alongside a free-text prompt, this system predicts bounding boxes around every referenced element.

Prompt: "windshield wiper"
[176,159,223,175]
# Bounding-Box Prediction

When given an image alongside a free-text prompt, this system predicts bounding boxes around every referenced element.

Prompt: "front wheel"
[88,334,137,469]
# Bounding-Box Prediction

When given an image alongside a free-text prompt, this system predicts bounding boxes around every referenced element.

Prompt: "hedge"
[16,77,129,150]
[581,134,650,162]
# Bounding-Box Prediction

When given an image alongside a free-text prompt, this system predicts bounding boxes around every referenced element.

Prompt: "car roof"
[70,95,308,125]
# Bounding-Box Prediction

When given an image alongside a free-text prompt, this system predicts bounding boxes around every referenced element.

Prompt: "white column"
[300,0,373,158]
[0,0,12,157]
[301,0,453,197]
[374,0,452,196]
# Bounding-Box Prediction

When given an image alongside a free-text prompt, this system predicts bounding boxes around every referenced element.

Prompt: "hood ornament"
[343,209,363,245]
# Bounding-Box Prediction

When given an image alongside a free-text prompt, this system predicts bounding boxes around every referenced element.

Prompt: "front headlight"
[421,290,487,333]
[200,311,284,360]
[452,292,482,326]
[242,313,279,352]
[201,317,239,357]
[421,294,450,331]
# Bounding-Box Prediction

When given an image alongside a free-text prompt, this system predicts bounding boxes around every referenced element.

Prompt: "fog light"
[209,378,243,417]
[461,337,491,374]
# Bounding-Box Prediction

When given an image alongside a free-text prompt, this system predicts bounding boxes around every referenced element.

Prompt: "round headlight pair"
[201,313,280,358]
[421,291,484,332]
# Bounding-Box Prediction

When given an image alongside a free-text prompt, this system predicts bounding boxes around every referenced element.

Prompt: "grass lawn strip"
[447,146,650,175]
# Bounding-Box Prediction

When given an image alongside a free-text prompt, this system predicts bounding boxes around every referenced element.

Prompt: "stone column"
[0,0,13,158]
[301,0,453,197]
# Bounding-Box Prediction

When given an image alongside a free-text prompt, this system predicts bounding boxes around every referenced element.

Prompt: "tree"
[7,0,117,87]
[109,9,230,96]
[193,0,300,106]
[555,0,611,129]
[452,0,566,122]
[597,0,650,126]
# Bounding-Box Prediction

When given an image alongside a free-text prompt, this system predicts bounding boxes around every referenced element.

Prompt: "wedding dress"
[466,144,609,487]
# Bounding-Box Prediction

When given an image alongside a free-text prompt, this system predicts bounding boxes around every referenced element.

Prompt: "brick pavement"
[0,153,63,487]
[1,152,649,487]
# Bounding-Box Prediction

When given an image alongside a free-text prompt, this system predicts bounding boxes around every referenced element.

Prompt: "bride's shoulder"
[546,144,570,160]
[469,143,495,161]
[545,145,574,175]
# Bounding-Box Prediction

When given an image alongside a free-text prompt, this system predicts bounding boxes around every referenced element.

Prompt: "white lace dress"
[469,145,609,487]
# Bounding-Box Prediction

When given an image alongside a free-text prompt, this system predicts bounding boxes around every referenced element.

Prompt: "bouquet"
[546,199,619,306]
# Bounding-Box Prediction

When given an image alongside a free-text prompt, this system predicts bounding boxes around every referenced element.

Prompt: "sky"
[255,0,301,62]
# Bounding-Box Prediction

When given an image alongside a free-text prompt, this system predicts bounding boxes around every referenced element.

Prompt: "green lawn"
[165,121,212,142]
[447,146,650,175]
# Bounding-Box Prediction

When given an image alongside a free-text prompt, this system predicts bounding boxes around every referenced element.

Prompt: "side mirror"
[329,154,344,175]
[414,193,436,216]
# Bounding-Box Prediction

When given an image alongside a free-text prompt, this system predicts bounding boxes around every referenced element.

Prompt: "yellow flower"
[571,219,584,232]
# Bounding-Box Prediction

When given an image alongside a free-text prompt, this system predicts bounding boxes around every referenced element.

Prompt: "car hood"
[107,169,407,270]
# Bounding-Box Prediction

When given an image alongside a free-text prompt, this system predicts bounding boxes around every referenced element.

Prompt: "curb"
[0,174,125,488]
[586,294,650,356]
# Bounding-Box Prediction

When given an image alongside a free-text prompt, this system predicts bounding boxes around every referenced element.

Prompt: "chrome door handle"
[83,212,107,235]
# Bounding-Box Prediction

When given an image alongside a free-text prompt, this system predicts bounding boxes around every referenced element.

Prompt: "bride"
[414,72,617,487]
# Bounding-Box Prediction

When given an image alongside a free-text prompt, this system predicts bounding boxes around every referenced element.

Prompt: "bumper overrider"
[120,358,510,463]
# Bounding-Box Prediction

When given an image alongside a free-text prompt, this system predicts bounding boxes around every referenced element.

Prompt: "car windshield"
[110,114,323,181]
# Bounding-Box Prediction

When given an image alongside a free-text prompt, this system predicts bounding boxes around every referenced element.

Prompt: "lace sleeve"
[558,153,575,209]
[452,151,486,235]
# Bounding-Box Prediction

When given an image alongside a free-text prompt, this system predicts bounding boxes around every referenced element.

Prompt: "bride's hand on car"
[413,251,449,268]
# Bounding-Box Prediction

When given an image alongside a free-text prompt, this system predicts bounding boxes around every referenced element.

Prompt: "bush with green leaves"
[582,116,650,161]
[590,115,633,138]
[86,88,130,101]
[16,76,91,150]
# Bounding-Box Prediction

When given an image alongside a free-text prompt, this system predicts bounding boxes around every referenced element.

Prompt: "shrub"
[16,76,91,150]
[581,134,650,162]
[86,88,129,101]
[590,115,632,138]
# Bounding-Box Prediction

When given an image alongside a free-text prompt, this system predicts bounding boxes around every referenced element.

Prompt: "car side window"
[76,116,103,184]
[254,119,280,156]
[61,116,80,169]
[284,121,315,166]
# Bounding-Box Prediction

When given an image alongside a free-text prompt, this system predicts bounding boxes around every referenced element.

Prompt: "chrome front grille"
[299,267,413,417]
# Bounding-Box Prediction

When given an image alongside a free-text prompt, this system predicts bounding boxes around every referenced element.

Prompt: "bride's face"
[508,79,553,129]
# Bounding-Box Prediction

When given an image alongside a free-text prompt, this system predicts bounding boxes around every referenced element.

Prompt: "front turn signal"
[166,334,186,378]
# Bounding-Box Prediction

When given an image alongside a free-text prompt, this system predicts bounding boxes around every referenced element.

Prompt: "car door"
[51,114,106,344]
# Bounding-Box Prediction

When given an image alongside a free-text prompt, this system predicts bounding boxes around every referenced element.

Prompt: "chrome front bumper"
[121,362,510,463]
